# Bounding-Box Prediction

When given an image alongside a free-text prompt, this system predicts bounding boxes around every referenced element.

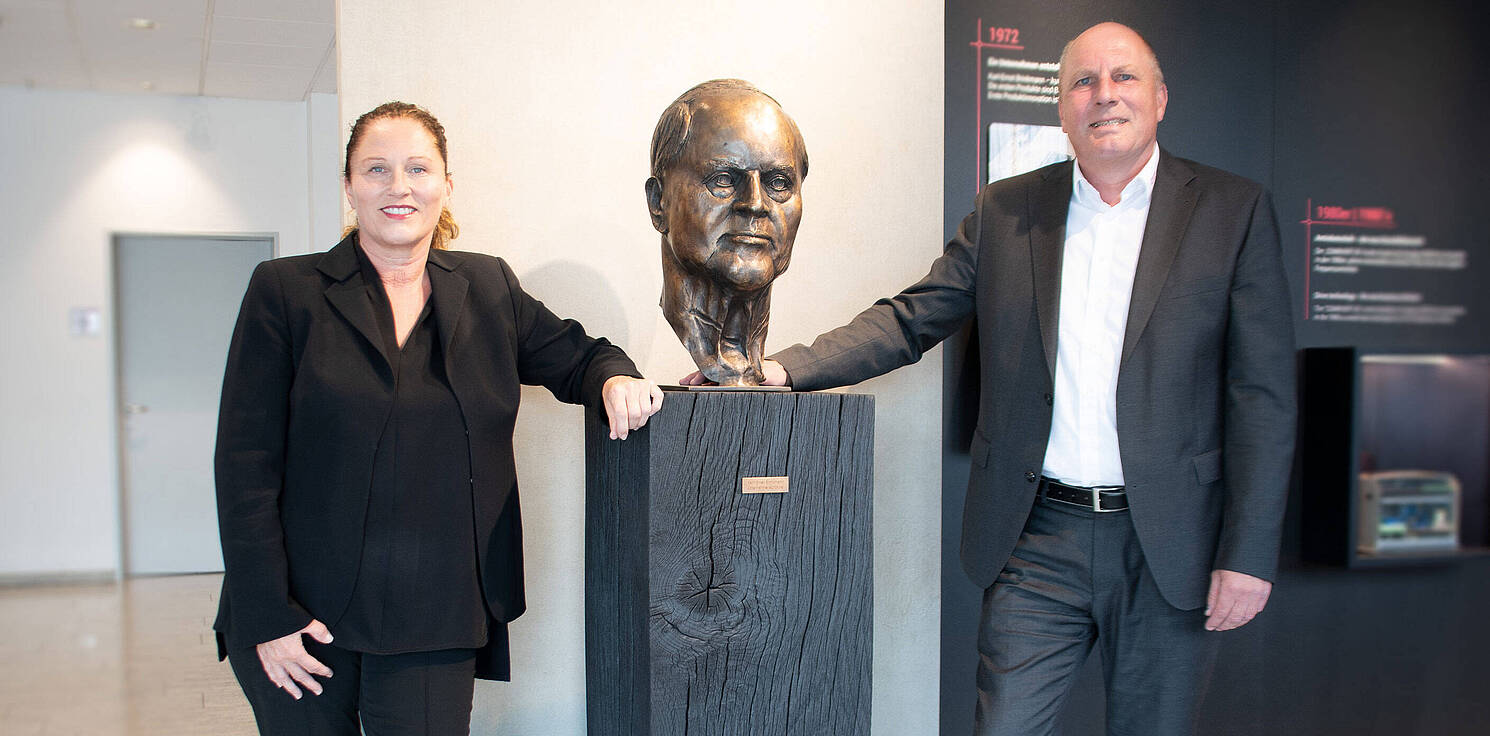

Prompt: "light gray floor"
[0,573,257,735]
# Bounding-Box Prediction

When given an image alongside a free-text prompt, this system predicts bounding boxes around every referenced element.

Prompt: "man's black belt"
[1038,477,1129,512]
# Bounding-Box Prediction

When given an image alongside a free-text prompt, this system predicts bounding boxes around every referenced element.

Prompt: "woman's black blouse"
[330,247,487,654]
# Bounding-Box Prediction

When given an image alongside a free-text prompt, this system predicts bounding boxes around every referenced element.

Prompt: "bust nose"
[732,171,768,215]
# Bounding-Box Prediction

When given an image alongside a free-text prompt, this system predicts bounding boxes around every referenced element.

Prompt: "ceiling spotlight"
[141,81,156,91]
[128,18,158,30]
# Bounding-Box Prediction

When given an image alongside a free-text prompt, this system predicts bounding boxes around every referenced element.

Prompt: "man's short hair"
[649,79,809,181]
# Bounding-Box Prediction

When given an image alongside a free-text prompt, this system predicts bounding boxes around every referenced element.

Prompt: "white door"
[116,235,273,575]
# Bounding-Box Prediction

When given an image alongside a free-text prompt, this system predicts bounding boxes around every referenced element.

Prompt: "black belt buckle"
[1040,477,1128,512]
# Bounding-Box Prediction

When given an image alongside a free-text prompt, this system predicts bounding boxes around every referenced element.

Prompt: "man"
[646,79,807,386]
[749,22,1295,733]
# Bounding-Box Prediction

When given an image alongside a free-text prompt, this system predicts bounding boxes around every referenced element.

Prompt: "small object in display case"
[1357,470,1460,554]
[1299,348,1490,567]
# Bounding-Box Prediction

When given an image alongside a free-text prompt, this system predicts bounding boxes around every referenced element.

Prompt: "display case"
[1300,348,1490,567]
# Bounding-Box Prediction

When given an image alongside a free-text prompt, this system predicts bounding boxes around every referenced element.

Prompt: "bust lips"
[723,232,774,249]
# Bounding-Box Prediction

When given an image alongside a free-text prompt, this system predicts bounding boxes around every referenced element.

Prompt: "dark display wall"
[940,1,1490,733]
[1277,2,1486,350]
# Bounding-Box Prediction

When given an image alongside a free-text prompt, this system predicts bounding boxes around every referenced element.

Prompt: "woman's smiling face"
[343,116,452,253]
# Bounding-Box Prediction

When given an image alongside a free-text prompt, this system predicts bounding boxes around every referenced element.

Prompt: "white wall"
[340,1,944,733]
[0,87,340,576]
[307,91,346,251]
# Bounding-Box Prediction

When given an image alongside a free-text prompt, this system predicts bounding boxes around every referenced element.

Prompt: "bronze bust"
[646,80,808,386]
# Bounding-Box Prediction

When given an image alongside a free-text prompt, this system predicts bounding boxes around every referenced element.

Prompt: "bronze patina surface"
[646,80,808,386]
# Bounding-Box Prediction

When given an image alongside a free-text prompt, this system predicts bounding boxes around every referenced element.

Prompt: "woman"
[213,101,662,734]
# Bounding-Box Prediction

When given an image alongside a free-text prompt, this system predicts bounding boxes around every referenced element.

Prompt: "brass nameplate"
[741,476,789,494]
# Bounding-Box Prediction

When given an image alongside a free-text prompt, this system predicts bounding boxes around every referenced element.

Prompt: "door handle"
[123,403,150,415]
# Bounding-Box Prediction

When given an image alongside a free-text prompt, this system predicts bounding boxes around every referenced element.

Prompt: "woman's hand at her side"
[256,619,335,699]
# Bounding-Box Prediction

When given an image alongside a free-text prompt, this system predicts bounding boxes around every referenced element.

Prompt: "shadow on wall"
[514,259,631,353]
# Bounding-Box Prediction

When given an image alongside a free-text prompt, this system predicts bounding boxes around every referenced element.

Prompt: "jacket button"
[1025,471,1037,482]
[469,477,475,485]
[1043,393,1053,406]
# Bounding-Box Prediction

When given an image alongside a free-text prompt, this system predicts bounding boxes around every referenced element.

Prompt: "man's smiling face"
[1057,22,1168,174]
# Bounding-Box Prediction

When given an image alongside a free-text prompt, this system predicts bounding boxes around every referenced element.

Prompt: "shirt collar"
[1071,143,1161,210]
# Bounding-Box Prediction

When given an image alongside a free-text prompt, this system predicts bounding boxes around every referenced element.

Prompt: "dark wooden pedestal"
[585,390,873,735]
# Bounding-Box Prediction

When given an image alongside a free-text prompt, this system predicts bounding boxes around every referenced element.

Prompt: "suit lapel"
[426,249,469,370]
[1031,161,1073,382]
[317,236,391,371]
[1122,150,1198,368]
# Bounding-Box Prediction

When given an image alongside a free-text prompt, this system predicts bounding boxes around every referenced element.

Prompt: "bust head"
[648,80,807,293]
[646,80,808,385]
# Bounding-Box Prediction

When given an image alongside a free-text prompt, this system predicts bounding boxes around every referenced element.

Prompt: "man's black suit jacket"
[213,235,638,679]
[775,151,1297,610]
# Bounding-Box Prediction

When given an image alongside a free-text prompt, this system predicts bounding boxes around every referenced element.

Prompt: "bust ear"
[645,177,668,234]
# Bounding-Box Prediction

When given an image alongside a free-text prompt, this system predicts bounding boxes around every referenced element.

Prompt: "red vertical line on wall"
[1303,198,1312,320]
[1272,17,1295,321]
[974,18,984,196]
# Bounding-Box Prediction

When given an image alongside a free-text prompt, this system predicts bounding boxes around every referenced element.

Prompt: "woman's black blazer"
[212,235,638,679]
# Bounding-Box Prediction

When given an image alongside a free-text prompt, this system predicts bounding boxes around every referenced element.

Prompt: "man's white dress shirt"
[1041,145,1161,487]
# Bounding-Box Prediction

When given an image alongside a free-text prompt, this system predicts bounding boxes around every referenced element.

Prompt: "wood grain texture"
[586,390,873,735]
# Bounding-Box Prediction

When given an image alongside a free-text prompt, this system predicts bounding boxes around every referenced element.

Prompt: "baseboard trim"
[0,569,118,587]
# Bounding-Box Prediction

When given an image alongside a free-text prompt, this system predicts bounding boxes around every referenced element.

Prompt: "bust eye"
[766,174,793,192]
[708,172,735,189]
